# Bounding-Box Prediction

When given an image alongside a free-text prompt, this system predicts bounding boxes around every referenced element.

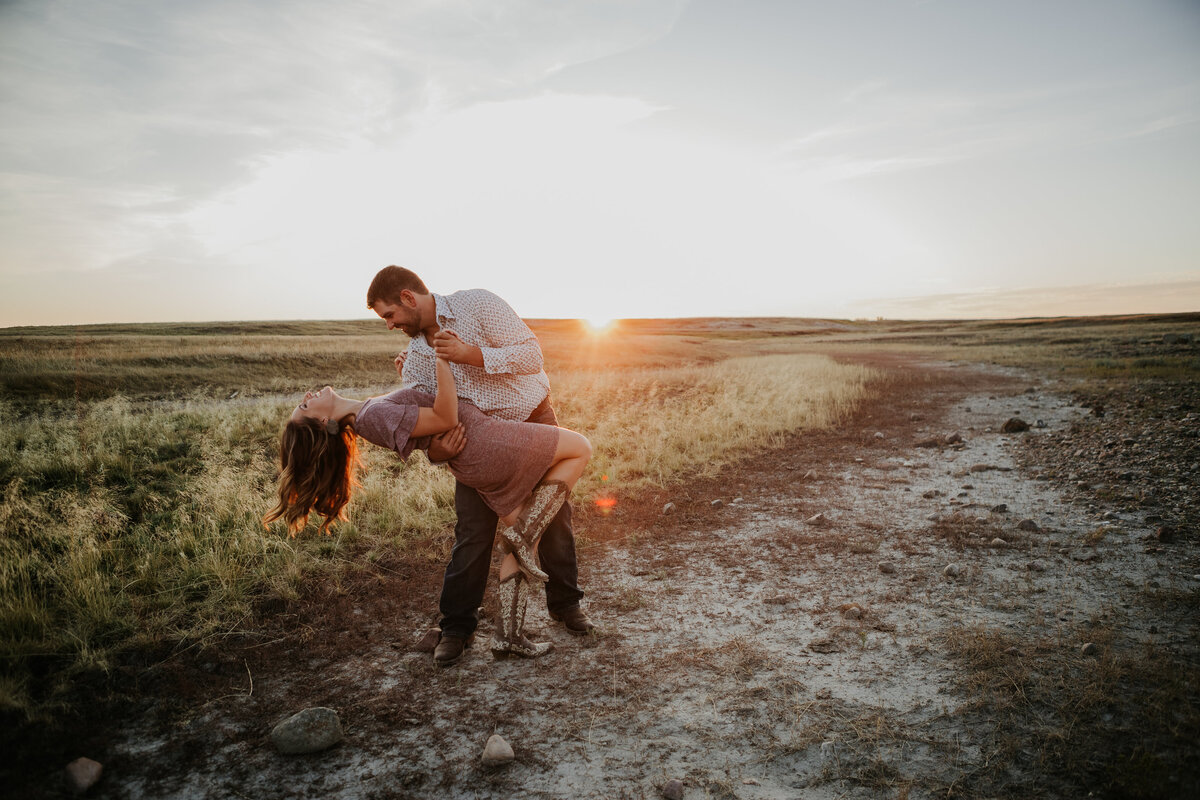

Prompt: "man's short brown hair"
[366,266,429,308]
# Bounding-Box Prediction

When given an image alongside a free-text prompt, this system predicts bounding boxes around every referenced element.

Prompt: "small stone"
[1017,519,1040,532]
[915,437,940,448]
[990,538,1007,548]
[943,563,963,578]
[944,431,963,444]
[840,603,864,619]
[802,469,818,480]
[820,740,838,762]
[661,502,675,515]
[65,758,103,794]
[1150,625,1159,634]
[878,562,896,574]
[1001,417,1030,433]
[1102,511,1118,521]
[1156,525,1176,542]
[990,504,1009,513]
[1035,419,1047,428]
[1081,642,1098,657]
[763,595,789,605]
[873,431,885,439]
[271,707,343,755]
[922,489,942,499]
[742,778,761,786]
[1004,646,1021,656]
[1027,560,1046,572]
[662,778,685,800]
[481,733,515,767]
[805,512,826,526]
[711,498,724,508]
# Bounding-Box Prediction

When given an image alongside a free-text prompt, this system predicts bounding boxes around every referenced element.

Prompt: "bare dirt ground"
[17,356,1200,799]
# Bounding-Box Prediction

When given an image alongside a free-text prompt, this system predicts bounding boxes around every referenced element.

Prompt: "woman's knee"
[564,429,592,462]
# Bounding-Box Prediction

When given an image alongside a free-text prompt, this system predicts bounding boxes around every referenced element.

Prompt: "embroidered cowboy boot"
[490,573,552,659]
[496,525,548,582]
[498,480,569,582]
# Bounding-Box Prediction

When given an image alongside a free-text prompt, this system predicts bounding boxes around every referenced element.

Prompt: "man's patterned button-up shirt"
[400,289,551,421]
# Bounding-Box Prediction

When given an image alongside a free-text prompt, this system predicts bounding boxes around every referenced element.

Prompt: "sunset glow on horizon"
[1,1,1198,327]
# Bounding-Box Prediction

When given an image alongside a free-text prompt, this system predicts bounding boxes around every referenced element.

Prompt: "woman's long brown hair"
[263,418,362,535]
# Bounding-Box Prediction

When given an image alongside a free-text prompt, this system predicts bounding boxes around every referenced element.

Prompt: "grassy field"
[1,317,882,722]
[2,312,1197,723]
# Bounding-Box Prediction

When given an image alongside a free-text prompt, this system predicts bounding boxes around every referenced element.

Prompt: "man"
[366,265,596,666]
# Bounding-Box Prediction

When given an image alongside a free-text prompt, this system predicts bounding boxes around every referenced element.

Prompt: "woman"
[264,356,592,658]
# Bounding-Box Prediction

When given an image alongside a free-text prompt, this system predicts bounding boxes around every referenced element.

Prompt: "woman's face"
[291,386,337,424]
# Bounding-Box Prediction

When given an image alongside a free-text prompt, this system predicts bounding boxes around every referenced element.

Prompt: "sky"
[1,0,1198,326]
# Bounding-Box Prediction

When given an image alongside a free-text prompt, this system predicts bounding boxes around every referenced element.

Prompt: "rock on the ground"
[1156,525,1176,542]
[945,431,963,444]
[805,512,826,525]
[915,437,941,448]
[661,502,675,515]
[990,503,1009,513]
[840,603,864,619]
[271,707,343,755]
[1017,518,1041,532]
[662,778,685,799]
[873,431,885,439]
[710,498,724,508]
[1001,417,1031,433]
[990,537,1007,547]
[879,562,896,574]
[943,563,964,578]
[1081,642,1099,657]
[481,733,514,767]
[65,757,102,794]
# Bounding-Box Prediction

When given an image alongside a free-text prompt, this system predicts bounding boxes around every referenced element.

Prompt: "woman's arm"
[410,357,458,437]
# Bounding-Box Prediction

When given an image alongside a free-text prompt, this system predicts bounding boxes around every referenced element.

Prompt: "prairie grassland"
[0,320,874,721]
[804,312,1200,381]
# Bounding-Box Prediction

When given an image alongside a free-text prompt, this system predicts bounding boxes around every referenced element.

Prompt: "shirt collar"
[433,292,454,327]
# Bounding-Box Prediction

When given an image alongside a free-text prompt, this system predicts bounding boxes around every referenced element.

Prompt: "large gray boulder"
[271,707,344,755]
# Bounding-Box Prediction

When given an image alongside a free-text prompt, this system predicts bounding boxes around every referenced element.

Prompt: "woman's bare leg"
[499,552,521,581]
[497,428,592,528]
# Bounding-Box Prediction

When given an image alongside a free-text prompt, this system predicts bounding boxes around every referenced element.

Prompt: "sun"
[582,317,616,334]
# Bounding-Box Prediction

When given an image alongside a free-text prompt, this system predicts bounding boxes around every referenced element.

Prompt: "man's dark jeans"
[437,398,584,639]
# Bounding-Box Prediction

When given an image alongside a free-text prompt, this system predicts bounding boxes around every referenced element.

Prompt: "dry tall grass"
[0,324,874,722]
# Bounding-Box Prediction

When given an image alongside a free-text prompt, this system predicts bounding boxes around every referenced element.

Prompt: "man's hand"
[394,350,407,375]
[433,329,483,366]
[427,423,467,462]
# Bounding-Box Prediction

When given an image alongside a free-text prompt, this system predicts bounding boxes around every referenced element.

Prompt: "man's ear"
[400,289,417,308]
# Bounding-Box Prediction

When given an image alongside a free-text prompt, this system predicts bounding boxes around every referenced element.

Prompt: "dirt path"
[70,360,1199,799]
